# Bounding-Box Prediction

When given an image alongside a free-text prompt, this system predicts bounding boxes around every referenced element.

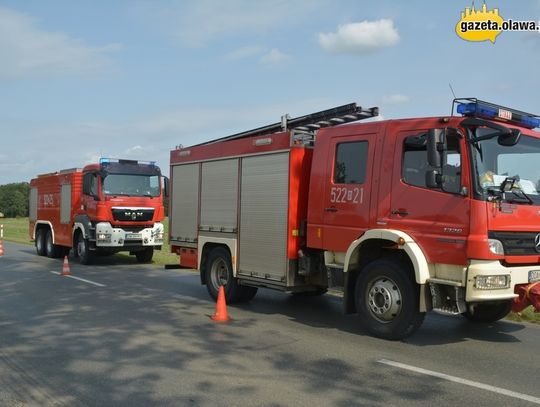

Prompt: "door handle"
[324,207,338,213]
[391,209,409,216]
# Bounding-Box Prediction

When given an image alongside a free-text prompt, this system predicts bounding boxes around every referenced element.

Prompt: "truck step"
[326,263,344,269]
[327,288,344,298]
[432,306,462,316]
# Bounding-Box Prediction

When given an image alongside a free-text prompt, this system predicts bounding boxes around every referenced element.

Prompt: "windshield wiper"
[500,177,534,205]
[483,177,534,204]
[505,188,533,205]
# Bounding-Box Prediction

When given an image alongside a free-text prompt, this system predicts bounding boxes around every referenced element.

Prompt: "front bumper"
[94,222,164,248]
[466,260,535,301]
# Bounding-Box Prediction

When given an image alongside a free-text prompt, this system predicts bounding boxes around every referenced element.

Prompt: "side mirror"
[498,129,521,146]
[427,129,446,167]
[163,176,170,198]
[426,170,442,188]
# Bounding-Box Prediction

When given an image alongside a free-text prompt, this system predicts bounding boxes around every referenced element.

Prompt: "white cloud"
[0,6,120,79]
[319,19,400,54]
[225,46,264,60]
[259,49,289,65]
[381,94,409,104]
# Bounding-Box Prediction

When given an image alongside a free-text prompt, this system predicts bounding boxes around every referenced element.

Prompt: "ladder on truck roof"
[194,103,379,146]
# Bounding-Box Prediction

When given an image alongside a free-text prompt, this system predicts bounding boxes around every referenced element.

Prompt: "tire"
[136,248,154,263]
[238,285,258,302]
[35,228,46,256]
[45,230,62,258]
[355,259,425,340]
[204,247,257,304]
[75,233,93,265]
[463,300,512,323]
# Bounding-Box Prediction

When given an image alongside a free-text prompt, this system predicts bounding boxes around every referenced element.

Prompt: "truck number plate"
[126,233,142,240]
[529,270,540,283]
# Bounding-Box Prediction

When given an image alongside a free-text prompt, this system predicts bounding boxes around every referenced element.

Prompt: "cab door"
[384,128,470,265]
[322,133,375,252]
[81,171,99,215]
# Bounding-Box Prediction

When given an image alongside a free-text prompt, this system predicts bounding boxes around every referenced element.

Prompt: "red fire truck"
[169,100,540,339]
[30,158,167,264]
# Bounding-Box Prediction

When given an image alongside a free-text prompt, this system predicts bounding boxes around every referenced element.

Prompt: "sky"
[1,0,539,184]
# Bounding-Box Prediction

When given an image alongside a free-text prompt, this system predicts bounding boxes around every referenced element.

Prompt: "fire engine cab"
[169,100,540,339]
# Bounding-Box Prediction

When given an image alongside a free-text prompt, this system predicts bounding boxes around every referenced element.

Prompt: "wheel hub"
[367,277,402,323]
[210,258,229,288]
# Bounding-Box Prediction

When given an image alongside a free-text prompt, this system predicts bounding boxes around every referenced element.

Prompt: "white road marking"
[378,359,540,405]
[49,271,106,287]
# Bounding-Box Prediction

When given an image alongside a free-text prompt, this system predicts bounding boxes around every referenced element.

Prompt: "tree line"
[0,183,30,218]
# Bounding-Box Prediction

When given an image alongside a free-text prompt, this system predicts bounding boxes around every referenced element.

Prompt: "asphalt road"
[0,241,539,407]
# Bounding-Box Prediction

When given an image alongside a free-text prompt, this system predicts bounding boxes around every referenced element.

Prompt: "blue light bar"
[457,101,540,129]
[99,157,157,167]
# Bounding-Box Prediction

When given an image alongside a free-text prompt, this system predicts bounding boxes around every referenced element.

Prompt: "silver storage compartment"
[200,159,239,233]
[170,163,200,243]
[239,152,289,282]
[60,184,71,224]
[29,187,38,221]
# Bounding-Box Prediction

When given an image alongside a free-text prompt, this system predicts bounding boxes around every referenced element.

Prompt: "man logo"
[535,234,540,253]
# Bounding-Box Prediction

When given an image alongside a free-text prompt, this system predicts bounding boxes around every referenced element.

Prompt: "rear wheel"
[204,247,257,304]
[136,248,154,263]
[355,259,425,340]
[463,300,512,323]
[75,233,93,265]
[45,230,62,258]
[35,228,46,256]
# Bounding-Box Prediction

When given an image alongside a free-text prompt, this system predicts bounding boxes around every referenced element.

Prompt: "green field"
[0,217,179,266]
[1,216,538,324]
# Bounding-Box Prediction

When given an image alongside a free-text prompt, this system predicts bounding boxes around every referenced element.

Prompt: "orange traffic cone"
[61,256,71,276]
[211,285,231,322]
[0,240,4,257]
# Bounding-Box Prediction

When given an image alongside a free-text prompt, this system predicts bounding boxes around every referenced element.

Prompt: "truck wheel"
[45,230,62,258]
[463,300,512,323]
[75,233,93,265]
[355,259,425,340]
[136,248,154,263]
[35,229,46,256]
[205,247,256,304]
[238,285,258,302]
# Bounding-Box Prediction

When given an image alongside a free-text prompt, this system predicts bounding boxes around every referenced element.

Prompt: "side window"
[334,141,368,184]
[403,132,461,193]
[83,172,97,196]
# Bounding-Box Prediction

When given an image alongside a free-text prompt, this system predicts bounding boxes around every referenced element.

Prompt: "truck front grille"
[488,231,540,255]
[112,208,154,222]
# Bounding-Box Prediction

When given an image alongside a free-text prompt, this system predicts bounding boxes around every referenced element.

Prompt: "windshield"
[102,174,160,197]
[471,128,540,203]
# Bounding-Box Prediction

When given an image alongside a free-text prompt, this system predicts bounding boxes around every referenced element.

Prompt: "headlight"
[488,239,504,255]
[475,275,510,290]
[97,233,111,243]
